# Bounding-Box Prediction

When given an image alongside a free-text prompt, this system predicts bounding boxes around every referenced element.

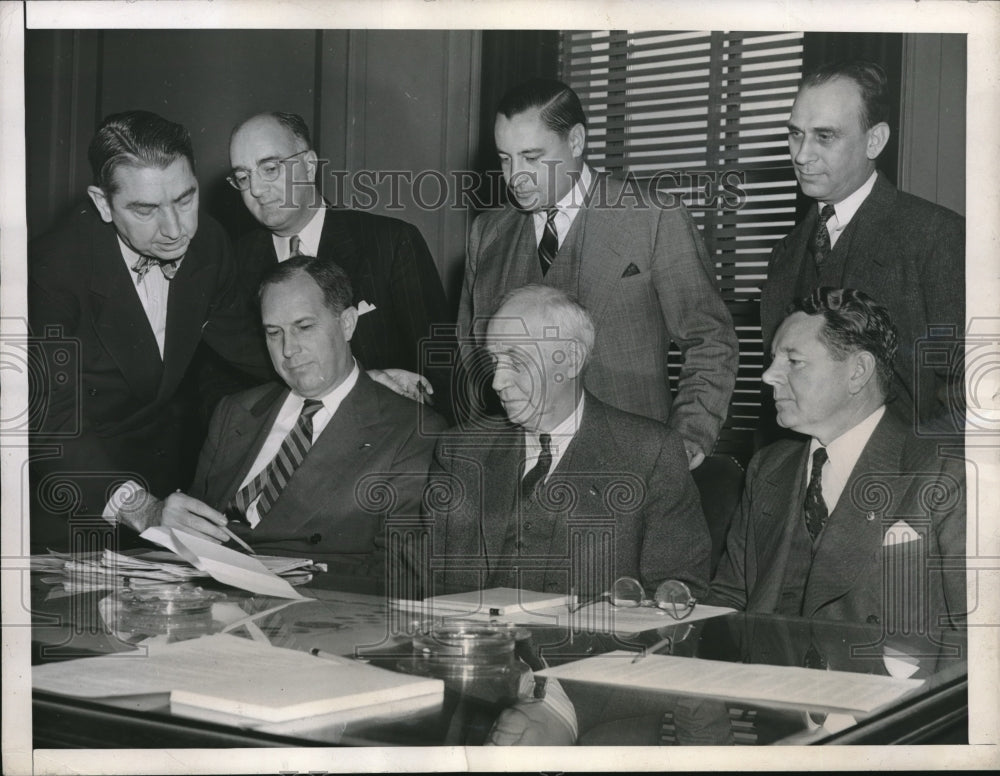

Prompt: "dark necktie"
[520,433,553,501]
[230,399,323,521]
[537,209,559,276]
[811,204,836,267]
[288,235,302,258]
[131,256,180,284]
[804,446,829,541]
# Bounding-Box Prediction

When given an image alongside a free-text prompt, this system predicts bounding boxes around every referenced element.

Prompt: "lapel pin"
[359,442,372,449]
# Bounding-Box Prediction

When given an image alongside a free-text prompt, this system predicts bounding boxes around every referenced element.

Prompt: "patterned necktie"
[537,209,559,276]
[288,234,302,258]
[521,433,553,501]
[131,256,180,284]
[230,399,323,521]
[804,446,829,541]
[811,204,836,267]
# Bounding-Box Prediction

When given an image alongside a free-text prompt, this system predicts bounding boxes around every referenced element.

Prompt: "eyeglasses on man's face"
[227,149,310,191]
[570,576,697,620]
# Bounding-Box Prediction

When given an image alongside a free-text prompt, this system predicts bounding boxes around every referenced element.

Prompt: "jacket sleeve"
[649,203,738,455]
[705,451,762,610]
[639,428,712,599]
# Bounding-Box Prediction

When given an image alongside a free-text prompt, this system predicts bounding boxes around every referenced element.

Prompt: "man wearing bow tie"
[709,288,965,629]
[28,110,269,552]
[458,78,738,469]
[761,61,965,435]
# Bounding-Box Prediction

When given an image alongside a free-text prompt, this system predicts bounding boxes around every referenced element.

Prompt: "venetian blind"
[560,30,804,461]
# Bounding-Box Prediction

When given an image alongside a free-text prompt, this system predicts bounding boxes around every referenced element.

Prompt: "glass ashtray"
[118,583,225,615]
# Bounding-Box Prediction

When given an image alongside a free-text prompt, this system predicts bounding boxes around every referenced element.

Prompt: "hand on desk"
[367,368,433,404]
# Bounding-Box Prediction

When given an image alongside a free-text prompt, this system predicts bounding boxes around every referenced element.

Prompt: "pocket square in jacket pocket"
[621,263,641,278]
[883,520,921,546]
[357,300,377,316]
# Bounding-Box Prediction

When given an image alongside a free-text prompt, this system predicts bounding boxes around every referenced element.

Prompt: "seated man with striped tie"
[707,287,966,629]
[429,284,711,600]
[113,255,446,593]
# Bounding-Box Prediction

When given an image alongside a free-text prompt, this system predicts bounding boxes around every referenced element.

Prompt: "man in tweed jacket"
[458,78,737,469]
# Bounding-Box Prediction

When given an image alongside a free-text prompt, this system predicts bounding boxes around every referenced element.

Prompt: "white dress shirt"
[523,394,586,483]
[532,164,593,250]
[825,170,878,249]
[272,205,326,261]
[238,361,360,526]
[119,237,170,358]
[807,405,886,513]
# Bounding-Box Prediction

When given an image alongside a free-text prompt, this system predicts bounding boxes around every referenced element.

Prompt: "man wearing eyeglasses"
[429,284,711,601]
[708,288,965,629]
[28,110,269,553]
[227,112,454,419]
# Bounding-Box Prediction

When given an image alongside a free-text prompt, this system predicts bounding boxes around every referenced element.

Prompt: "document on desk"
[33,633,444,724]
[394,587,572,618]
[537,652,924,715]
[140,526,305,599]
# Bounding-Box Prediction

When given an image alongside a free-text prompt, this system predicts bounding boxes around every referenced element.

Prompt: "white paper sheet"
[140,526,305,599]
[537,651,925,715]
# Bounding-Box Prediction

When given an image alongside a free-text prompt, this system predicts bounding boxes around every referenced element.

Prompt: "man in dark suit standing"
[228,112,454,418]
[459,78,738,469]
[709,288,965,630]
[432,284,710,600]
[113,257,446,594]
[29,110,269,553]
[761,61,965,432]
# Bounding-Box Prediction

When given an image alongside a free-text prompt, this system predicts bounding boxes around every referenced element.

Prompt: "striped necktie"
[521,433,553,501]
[804,446,829,541]
[230,399,323,521]
[811,204,836,267]
[537,209,559,276]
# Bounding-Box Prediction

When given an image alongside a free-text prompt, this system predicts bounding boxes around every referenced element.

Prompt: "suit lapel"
[318,205,364,283]
[836,172,895,303]
[803,414,899,616]
[480,430,524,561]
[218,384,289,504]
[749,444,810,611]
[87,225,164,400]
[159,236,214,398]
[578,176,629,326]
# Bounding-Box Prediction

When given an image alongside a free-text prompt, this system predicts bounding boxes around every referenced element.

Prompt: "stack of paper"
[33,633,444,726]
[33,542,325,597]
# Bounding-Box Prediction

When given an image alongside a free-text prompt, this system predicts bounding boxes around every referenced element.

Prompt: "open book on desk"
[33,633,443,725]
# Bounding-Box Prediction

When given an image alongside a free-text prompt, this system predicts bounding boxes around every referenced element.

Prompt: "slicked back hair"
[258,256,353,316]
[88,110,195,196]
[800,60,890,131]
[789,287,898,398]
[497,78,587,136]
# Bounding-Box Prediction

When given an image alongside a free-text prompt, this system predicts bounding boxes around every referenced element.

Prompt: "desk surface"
[30,577,967,747]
